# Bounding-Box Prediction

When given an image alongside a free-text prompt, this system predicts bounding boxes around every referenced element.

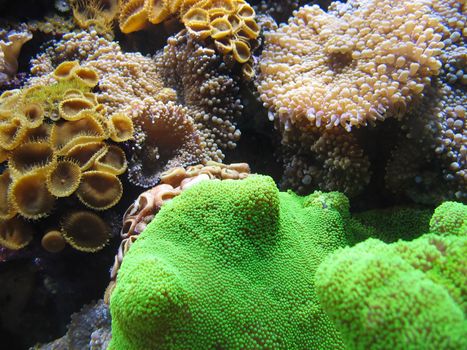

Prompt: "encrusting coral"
[0,60,131,251]
[29,30,243,187]
[118,0,260,72]
[109,175,347,349]
[315,201,467,349]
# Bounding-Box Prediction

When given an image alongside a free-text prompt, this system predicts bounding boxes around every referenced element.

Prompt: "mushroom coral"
[315,201,467,349]
[118,0,260,70]
[109,175,348,349]
[0,61,131,251]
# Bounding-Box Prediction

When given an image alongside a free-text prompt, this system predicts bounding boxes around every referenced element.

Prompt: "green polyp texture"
[315,201,467,350]
[109,175,348,349]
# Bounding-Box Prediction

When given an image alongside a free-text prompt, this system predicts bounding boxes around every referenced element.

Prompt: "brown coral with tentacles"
[104,160,250,303]
[0,61,132,251]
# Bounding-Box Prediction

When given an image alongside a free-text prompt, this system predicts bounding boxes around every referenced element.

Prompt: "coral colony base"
[0,0,465,349]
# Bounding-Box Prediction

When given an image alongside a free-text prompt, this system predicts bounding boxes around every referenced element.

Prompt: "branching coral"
[109,175,347,349]
[0,27,32,86]
[118,0,260,69]
[315,201,467,349]
[0,61,131,251]
[29,30,243,188]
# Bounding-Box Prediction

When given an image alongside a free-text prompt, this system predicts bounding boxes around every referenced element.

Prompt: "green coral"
[346,206,432,245]
[109,175,348,349]
[429,201,467,237]
[315,202,467,350]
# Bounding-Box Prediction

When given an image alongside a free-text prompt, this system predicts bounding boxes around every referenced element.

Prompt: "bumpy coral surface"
[110,175,348,349]
[258,0,444,132]
[315,201,467,350]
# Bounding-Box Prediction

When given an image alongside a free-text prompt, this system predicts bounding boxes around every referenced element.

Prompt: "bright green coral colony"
[109,175,348,349]
[315,202,467,350]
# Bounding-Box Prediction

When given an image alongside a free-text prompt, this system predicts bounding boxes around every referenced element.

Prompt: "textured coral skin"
[315,201,467,350]
[109,175,347,349]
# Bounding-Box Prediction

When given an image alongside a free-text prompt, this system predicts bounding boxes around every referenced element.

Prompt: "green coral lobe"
[109,175,347,349]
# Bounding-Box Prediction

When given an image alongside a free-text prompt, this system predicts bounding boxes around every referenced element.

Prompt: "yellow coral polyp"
[46,160,82,197]
[182,7,208,24]
[119,0,149,33]
[240,18,260,39]
[63,89,85,99]
[232,40,250,63]
[109,113,134,142]
[53,61,79,80]
[210,17,233,40]
[215,37,233,54]
[66,141,107,170]
[9,141,55,176]
[146,0,171,24]
[61,211,110,252]
[10,170,55,219]
[41,230,66,253]
[0,217,34,250]
[237,3,254,17]
[0,117,27,150]
[208,0,235,12]
[76,170,123,210]
[50,114,107,153]
[0,170,16,220]
[186,21,212,39]
[71,66,99,87]
[21,103,45,128]
[59,97,95,121]
[93,145,127,175]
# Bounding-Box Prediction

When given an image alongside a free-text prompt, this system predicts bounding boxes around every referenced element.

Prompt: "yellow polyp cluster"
[0,61,134,250]
[118,0,259,69]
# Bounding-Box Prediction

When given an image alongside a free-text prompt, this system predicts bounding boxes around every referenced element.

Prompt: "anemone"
[9,141,55,176]
[109,113,134,142]
[94,145,127,175]
[66,141,107,170]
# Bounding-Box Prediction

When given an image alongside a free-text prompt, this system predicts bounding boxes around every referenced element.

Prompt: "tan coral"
[119,0,149,33]
[76,170,123,210]
[0,117,28,151]
[41,230,67,253]
[61,210,110,252]
[46,160,82,197]
[258,1,445,132]
[10,169,56,219]
[0,29,33,84]
[0,217,34,250]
